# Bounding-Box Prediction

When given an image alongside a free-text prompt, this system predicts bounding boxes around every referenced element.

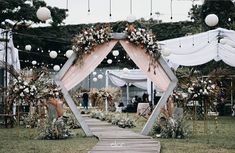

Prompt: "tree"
[0,0,67,27]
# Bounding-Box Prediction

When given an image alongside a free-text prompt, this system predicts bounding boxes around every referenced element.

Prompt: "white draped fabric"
[0,29,20,71]
[107,69,147,90]
[160,28,235,68]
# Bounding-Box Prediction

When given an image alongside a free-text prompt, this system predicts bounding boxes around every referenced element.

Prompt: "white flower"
[200,89,203,93]
[23,88,29,93]
[207,86,211,90]
[20,92,24,97]
[211,84,216,89]
[23,81,28,86]
[19,86,24,89]
[136,31,141,35]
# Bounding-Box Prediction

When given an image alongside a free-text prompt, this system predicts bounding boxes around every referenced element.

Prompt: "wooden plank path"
[83,116,161,153]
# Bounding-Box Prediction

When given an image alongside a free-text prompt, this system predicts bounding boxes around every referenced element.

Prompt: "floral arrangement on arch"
[125,24,161,61]
[72,25,112,64]
[71,24,161,70]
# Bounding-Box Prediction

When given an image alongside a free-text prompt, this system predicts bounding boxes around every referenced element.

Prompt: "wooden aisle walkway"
[83,116,161,153]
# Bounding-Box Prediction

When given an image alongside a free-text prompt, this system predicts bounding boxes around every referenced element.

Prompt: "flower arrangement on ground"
[152,97,190,139]
[90,110,135,128]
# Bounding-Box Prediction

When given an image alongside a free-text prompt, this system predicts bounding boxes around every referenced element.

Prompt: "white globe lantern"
[205,14,219,27]
[65,50,74,58]
[92,71,97,76]
[98,74,103,79]
[49,51,58,59]
[123,68,129,73]
[107,59,112,64]
[112,50,119,56]
[53,65,60,71]
[161,48,171,57]
[32,60,37,65]
[93,77,98,82]
[126,14,136,23]
[36,7,51,21]
[25,45,32,51]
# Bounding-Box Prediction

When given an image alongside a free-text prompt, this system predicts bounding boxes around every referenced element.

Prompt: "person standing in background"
[82,91,89,110]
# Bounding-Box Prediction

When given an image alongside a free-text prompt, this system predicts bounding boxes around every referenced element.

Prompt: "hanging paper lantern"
[53,65,60,71]
[92,71,97,76]
[25,45,32,51]
[98,74,103,79]
[66,50,74,58]
[123,68,129,73]
[32,60,37,65]
[126,14,136,23]
[112,50,119,56]
[205,14,219,27]
[36,7,51,21]
[93,77,98,82]
[107,59,112,64]
[161,48,171,57]
[49,51,58,59]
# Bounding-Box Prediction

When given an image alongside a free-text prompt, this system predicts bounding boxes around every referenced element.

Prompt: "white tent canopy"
[160,28,235,68]
[106,69,148,90]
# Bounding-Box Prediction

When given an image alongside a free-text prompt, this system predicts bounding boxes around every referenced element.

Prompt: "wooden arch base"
[54,33,178,136]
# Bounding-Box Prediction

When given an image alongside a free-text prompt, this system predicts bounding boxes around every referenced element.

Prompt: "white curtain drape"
[0,28,20,71]
[160,28,235,68]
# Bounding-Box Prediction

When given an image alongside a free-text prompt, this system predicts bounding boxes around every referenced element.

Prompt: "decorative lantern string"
[109,0,112,18]
[88,0,90,13]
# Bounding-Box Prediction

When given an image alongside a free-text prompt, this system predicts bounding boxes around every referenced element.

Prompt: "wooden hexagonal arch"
[54,33,178,136]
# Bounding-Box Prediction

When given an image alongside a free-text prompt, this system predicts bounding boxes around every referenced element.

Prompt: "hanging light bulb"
[107,59,112,64]
[66,50,74,58]
[36,7,51,21]
[112,50,119,56]
[25,45,32,51]
[93,77,98,82]
[53,65,60,71]
[98,74,103,79]
[32,60,37,65]
[92,71,97,76]
[49,51,58,59]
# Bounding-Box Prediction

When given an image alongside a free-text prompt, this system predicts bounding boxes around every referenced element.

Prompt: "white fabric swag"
[160,28,235,68]
[107,69,148,90]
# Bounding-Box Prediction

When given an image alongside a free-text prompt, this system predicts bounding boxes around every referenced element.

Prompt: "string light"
[150,0,153,16]
[88,0,90,14]
[170,0,173,20]
[109,0,112,18]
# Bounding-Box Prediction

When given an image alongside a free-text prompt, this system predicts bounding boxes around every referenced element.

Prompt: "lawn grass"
[0,114,234,153]
[130,114,235,153]
[0,127,98,153]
